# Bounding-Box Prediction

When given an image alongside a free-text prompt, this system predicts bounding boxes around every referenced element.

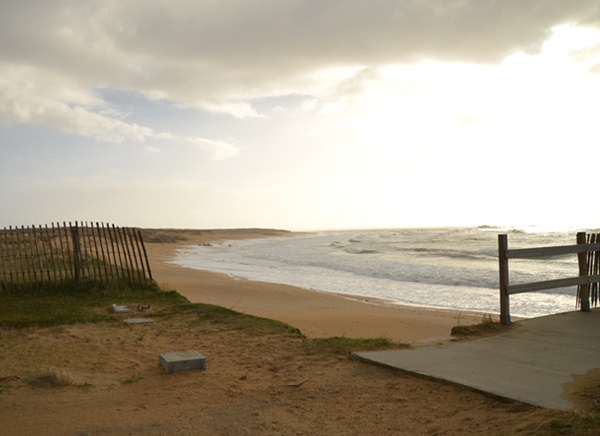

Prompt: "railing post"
[577,232,590,312]
[498,234,510,325]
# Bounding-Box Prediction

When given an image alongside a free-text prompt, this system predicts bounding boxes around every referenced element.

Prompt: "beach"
[2,228,575,436]
[145,229,481,342]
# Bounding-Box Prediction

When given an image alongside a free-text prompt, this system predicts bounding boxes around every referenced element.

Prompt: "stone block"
[113,304,129,313]
[159,350,206,374]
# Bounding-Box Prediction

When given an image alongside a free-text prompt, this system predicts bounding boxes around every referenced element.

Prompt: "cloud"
[0,61,238,158]
[0,64,152,142]
[187,138,241,160]
[0,0,599,143]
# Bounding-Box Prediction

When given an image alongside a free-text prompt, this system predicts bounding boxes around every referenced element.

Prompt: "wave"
[343,247,379,254]
[405,247,495,261]
[171,227,580,317]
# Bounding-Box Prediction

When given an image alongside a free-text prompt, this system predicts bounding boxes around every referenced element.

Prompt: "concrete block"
[113,304,129,313]
[159,350,206,374]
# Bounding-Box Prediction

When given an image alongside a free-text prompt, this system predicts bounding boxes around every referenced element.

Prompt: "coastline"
[144,229,481,342]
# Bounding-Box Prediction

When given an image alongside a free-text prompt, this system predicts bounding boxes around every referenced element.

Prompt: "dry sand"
[1,229,574,435]
[0,312,541,436]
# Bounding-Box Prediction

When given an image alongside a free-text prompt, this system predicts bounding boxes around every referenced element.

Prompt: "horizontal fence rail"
[498,232,599,325]
[0,222,152,291]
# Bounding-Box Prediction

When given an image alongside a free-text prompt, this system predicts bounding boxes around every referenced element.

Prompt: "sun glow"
[294,24,600,228]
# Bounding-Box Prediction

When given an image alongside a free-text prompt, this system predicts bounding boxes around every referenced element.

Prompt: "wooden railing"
[498,232,599,325]
[0,222,152,291]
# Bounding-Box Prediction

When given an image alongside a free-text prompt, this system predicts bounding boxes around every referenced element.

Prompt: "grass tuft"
[119,375,144,385]
[0,382,14,394]
[175,303,305,337]
[304,336,403,355]
[451,314,507,337]
[512,410,600,436]
[26,368,75,387]
[76,382,95,391]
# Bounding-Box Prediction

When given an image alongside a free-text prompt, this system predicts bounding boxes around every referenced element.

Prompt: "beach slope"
[144,229,478,342]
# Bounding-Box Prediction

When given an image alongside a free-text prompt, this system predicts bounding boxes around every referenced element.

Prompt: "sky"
[2,0,600,231]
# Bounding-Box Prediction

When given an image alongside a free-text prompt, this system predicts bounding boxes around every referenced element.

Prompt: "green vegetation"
[76,382,95,391]
[303,336,402,355]
[25,368,75,387]
[0,382,14,394]
[0,280,187,329]
[175,302,304,337]
[451,314,509,337]
[143,232,189,243]
[513,410,600,436]
[119,375,145,385]
[0,280,305,339]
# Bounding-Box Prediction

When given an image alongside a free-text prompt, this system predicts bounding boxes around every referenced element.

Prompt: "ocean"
[170,225,596,318]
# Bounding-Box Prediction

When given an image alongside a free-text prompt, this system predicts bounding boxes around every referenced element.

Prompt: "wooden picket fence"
[580,232,600,309]
[0,222,152,291]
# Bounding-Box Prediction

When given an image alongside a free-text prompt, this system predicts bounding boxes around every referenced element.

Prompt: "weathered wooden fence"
[498,232,600,325]
[0,222,152,291]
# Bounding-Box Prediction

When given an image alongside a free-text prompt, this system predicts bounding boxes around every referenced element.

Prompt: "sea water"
[170,225,596,318]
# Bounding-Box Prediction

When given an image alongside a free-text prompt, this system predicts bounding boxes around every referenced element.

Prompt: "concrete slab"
[352,309,600,411]
[123,318,153,324]
[159,350,206,374]
[112,304,129,313]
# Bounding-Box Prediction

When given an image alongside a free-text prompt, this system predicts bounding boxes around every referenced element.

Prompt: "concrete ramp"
[352,309,600,410]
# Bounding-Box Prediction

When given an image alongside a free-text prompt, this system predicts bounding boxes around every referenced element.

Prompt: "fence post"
[111,224,128,280]
[80,222,94,281]
[498,234,510,325]
[70,222,82,282]
[31,225,45,285]
[95,223,109,282]
[577,232,590,312]
[104,223,121,280]
[45,224,60,282]
[13,226,28,284]
[0,229,7,289]
[138,229,153,282]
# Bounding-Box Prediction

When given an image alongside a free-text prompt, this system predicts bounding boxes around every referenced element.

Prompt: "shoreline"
[143,229,482,342]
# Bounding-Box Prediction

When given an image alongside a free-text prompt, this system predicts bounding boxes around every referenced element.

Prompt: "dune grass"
[512,409,600,436]
[173,302,304,337]
[0,280,304,338]
[304,336,402,355]
[0,280,188,329]
[0,279,400,352]
[25,368,76,387]
[450,313,509,337]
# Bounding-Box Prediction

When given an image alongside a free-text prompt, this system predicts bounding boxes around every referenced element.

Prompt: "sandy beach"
[3,228,580,436]
[145,229,481,342]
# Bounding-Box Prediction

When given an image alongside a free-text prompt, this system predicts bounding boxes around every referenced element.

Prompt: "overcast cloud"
[2,1,600,228]
[2,1,599,123]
